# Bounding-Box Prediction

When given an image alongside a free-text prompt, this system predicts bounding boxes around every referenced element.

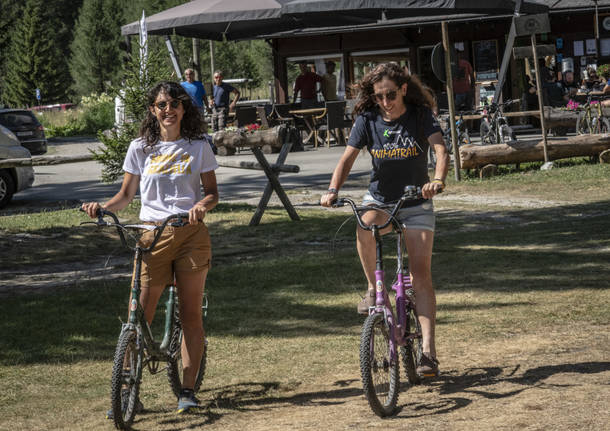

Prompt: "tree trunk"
[459,134,610,169]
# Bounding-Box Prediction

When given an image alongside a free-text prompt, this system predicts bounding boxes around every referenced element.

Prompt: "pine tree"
[3,0,71,107]
[0,0,25,106]
[69,0,124,97]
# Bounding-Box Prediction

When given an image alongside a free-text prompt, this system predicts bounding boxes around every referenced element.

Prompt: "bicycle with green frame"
[575,90,610,135]
[81,208,207,430]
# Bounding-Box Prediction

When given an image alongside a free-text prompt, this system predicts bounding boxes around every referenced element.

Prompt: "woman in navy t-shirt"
[320,62,448,378]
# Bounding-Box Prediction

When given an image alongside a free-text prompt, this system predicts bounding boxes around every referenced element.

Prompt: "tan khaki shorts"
[136,222,212,288]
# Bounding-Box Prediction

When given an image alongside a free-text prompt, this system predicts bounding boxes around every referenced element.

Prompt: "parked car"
[0,108,47,155]
[0,124,35,208]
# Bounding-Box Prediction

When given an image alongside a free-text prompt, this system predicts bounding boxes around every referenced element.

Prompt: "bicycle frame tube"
[159,286,177,351]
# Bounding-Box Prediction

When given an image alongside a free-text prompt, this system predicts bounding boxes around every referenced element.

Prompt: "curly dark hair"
[139,81,206,147]
[353,62,436,118]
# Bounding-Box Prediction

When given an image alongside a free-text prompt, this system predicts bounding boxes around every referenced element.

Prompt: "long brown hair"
[139,81,206,148]
[352,62,436,118]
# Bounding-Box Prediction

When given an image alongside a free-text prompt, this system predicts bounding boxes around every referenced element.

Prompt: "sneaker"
[357,289,376,315]
[177,388,199,414]
[416,353,440,378]
[106,390,144,419]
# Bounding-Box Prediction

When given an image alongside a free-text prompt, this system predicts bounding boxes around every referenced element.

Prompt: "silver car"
[0,124,35,208]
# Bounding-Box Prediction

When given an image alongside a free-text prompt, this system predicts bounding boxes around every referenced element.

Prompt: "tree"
[92,46,171,183]
[0,0,25,106]
[69,0,124,97]
[3,0,71,107]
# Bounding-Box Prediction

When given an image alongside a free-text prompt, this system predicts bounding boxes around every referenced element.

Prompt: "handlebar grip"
[330,198,345,208]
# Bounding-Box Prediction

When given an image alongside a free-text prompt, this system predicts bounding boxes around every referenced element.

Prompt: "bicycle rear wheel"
[360,313,399,417]
[110,328,142,430]
[167,311,207,398]
[400,304,423,385]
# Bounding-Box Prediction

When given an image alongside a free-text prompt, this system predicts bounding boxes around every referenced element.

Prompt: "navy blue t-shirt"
[348,104,441,205]
[213,83,236,108]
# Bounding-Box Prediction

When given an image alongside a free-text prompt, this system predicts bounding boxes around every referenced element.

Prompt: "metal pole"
[442,21,461,180]
[164,36,182,80]
[192,38,201,80]
[595,0,600,61]
[209,40,215,77]
[493,0,522,103]
[531,35,549,163]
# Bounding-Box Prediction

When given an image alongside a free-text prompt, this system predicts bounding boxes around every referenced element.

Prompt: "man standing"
[293,63,322,108]
[210,70,240,132]
[452,51,475,110]
[181,68,210,113]
[321,61,338,101]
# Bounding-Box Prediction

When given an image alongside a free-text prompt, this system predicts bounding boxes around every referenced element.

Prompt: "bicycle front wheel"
[479,121,496,145]
[110,328,142,430]
[500,124,516,145]
[360,313,399,417]
[400,305,423,385]
[576,111,590,135]
[167,313,207,398]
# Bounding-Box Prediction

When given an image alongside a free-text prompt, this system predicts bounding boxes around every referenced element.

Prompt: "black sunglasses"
[373,90,399,103]
[155,99,182,110]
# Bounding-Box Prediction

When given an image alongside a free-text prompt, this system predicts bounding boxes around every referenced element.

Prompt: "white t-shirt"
[123,137,218,222]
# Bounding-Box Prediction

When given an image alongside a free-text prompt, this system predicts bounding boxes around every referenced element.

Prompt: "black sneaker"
[106,390,143,420]
[416,353,440,378]
[177,388,199,414]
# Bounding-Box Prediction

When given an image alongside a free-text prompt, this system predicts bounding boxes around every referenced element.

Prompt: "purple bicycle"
[333,185,424,417]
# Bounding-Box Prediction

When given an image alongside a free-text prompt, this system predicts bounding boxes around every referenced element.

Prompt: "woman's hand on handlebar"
[81,202,102,219]
[421,181,444,199]
[188,202,207,224]
[320,190,338,207]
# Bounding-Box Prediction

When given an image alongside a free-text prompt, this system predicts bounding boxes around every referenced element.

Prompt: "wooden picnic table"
[289,107,326,147]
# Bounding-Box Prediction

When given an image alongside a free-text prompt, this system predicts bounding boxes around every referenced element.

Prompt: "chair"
[271,103,295,125]
[255,106,270,128]
[235,106,258,127]
[315,101,347,148]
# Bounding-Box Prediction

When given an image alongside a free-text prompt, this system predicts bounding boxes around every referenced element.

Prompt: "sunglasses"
[373,90,399,103]
[154,99,182,110]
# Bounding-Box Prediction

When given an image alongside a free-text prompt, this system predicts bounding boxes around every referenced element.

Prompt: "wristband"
[327,188,338,194]
[432,179,445,188]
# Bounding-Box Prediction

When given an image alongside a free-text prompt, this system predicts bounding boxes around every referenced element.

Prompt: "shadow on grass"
[1,199,609,366]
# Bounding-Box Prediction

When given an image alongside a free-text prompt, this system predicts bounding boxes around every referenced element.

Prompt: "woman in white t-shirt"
[82,81,218,414]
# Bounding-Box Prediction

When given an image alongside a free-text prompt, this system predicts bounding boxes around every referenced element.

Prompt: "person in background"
[293,62,323,108]
[452,50,475,110]
[181,68,210,114]
[321,61,338,101]
[320,62,447,379]
[210,70,240,132]
[560,70,579,100]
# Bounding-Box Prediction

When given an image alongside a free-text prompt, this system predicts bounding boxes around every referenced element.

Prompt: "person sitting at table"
[321,61,338,101]
[293,62,323,109]
[560,71,579,101]
[584,67,604,91]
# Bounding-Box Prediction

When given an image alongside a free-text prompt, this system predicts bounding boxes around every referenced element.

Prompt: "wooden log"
[217,159,300,173]
[459,133,610,169]
[600,149,610,164]
[212,125,283,153]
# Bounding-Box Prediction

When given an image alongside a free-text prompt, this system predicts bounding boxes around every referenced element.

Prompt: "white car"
[0,124,35,208]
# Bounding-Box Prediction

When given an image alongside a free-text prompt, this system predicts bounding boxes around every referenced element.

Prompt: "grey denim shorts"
[362,192,436,232]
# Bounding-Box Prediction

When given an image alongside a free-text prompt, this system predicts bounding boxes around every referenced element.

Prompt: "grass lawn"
[1,161,609,430]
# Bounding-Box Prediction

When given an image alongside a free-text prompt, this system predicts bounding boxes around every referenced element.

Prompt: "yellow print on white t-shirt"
[145,153,192,175]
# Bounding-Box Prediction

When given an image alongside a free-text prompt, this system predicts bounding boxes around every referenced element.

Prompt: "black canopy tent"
[121,0,548,40]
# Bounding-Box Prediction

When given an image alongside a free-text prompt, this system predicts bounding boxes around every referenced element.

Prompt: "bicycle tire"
[400,304,423,385]
[598,116,610,134]
[461,129,471,147]
[110,328,142,430]
[500,124,516,145]
[360,313,399,417]
[167,311,207,398]
[479,121,495,145]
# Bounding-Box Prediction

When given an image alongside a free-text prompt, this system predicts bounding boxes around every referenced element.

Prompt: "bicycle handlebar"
[331,185,425,232]
[80,208,190,252]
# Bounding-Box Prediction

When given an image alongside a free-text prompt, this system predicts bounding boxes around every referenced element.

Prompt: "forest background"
[0,0,285,109]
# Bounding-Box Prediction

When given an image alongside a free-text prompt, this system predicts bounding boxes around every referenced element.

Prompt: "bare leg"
[175,269,207,389]
[404,228,436,357]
